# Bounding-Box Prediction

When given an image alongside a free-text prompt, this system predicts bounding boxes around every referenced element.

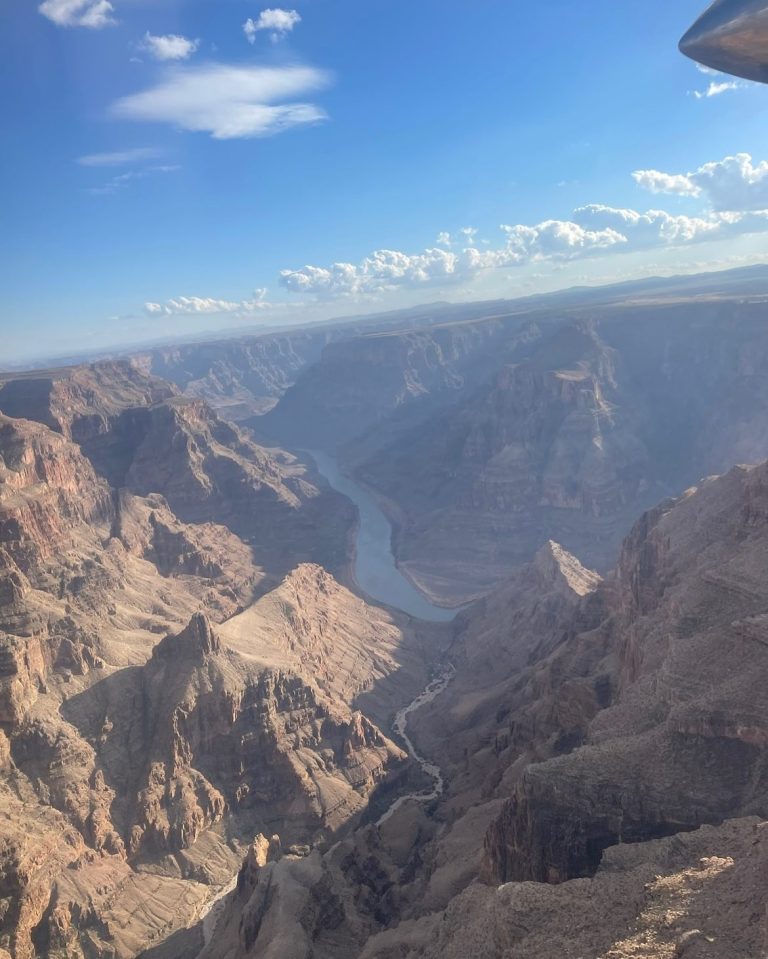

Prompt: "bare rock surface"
[200,448,768,959]
[346,300,768,604]
[0,361,440,958]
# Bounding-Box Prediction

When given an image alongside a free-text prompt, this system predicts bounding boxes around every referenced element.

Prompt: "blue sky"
[2,0,768,362]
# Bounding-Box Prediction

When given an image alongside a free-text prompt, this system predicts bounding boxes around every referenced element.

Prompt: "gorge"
[2,267,768,958]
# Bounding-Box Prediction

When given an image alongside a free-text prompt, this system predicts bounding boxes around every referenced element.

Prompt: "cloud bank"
[279,205,768,299]
[279,155,768,300]
[633,153,768,212]
[145,291,269,316]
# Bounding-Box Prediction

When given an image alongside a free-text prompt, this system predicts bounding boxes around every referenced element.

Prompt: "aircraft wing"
[680,0,768,82]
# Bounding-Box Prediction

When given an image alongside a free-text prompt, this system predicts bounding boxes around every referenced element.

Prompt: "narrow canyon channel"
[307,450,459,815]
[199,452,460,950]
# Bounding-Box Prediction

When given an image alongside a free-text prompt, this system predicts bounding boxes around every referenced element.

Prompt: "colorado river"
[307,450,458,818]
[198,451,458,950]
[307,450,457,622]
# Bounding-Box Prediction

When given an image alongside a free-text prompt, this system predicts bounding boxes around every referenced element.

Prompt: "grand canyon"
[3,265,768,959]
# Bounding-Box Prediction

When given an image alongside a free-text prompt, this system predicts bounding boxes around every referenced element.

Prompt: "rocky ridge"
[0,362,440,958]
[200,451,768,959]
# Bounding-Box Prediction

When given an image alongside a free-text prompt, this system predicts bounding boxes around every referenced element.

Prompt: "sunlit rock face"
[190,456,768,959]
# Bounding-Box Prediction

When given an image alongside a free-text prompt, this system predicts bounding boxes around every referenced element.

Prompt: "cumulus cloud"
[279,202,768,299]
[145,290,269,316]
[631,170,701,198]
[633,153,768,212]
[111,63,330,140]
[244,8,301,43]
[78,147,164,167]
[39,0,116,28]
[141,32,200,62]
[436,232,452,247]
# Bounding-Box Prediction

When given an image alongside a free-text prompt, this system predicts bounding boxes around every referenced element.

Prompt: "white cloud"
[693,80,741,99]
[145,290,269,316]
[689,63,747,99]
[436,232,452,247]
[141,32,200,62]
[244,8,301,43]
[633,153,768,212]
[111,63,331,140]
[39,0,116,28]
[78,147,164,167]
[279,201,768,299]
[631,169,701,198]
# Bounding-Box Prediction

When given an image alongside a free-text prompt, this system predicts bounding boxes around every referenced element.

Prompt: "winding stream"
[198,452,458,949]
[307,450,458,817]
[376,663,456,826]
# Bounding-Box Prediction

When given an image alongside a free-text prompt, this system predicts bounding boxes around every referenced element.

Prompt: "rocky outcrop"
[359,818,768,959]
[54,614,406,858]
[0,414,114,573]
[482,459,768,886]
[218,563,441,725]
[0,416,114,725]
[0,362,176,444]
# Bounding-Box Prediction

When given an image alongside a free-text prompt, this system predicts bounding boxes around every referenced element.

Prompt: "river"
[197,451,458,950]
[307,450,458,818]
[307,450,458,622]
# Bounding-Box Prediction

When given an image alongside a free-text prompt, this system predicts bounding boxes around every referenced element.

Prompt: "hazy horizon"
[4,0,768,362]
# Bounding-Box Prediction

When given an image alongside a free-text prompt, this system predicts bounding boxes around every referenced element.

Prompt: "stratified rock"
[349,300,768,604]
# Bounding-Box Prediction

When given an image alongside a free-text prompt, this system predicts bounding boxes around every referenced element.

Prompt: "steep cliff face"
[1,362,354,589]
[51,614,405,858]
[482,459,768,886]
[0,414,114,572]
[259,317,540,451]
[143,329,339,420]
[201,451,768,959]
[2,613,409,959]
[0,362,176,443]
[352,300,768,605]
[0,415,114,725]
[355,321,654,603]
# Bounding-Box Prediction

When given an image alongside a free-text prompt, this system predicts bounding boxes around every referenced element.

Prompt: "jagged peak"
[534,540,602,597]
[154,612,222,662]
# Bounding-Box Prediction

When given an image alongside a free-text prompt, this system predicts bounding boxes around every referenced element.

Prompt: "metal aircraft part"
[680,0,768,83]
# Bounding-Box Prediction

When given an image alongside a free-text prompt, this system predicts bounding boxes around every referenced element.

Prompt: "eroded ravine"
[198,453,457,951]
[377,662,456,825]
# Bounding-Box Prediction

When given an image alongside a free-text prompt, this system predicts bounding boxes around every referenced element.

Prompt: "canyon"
[2,266,768,958]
